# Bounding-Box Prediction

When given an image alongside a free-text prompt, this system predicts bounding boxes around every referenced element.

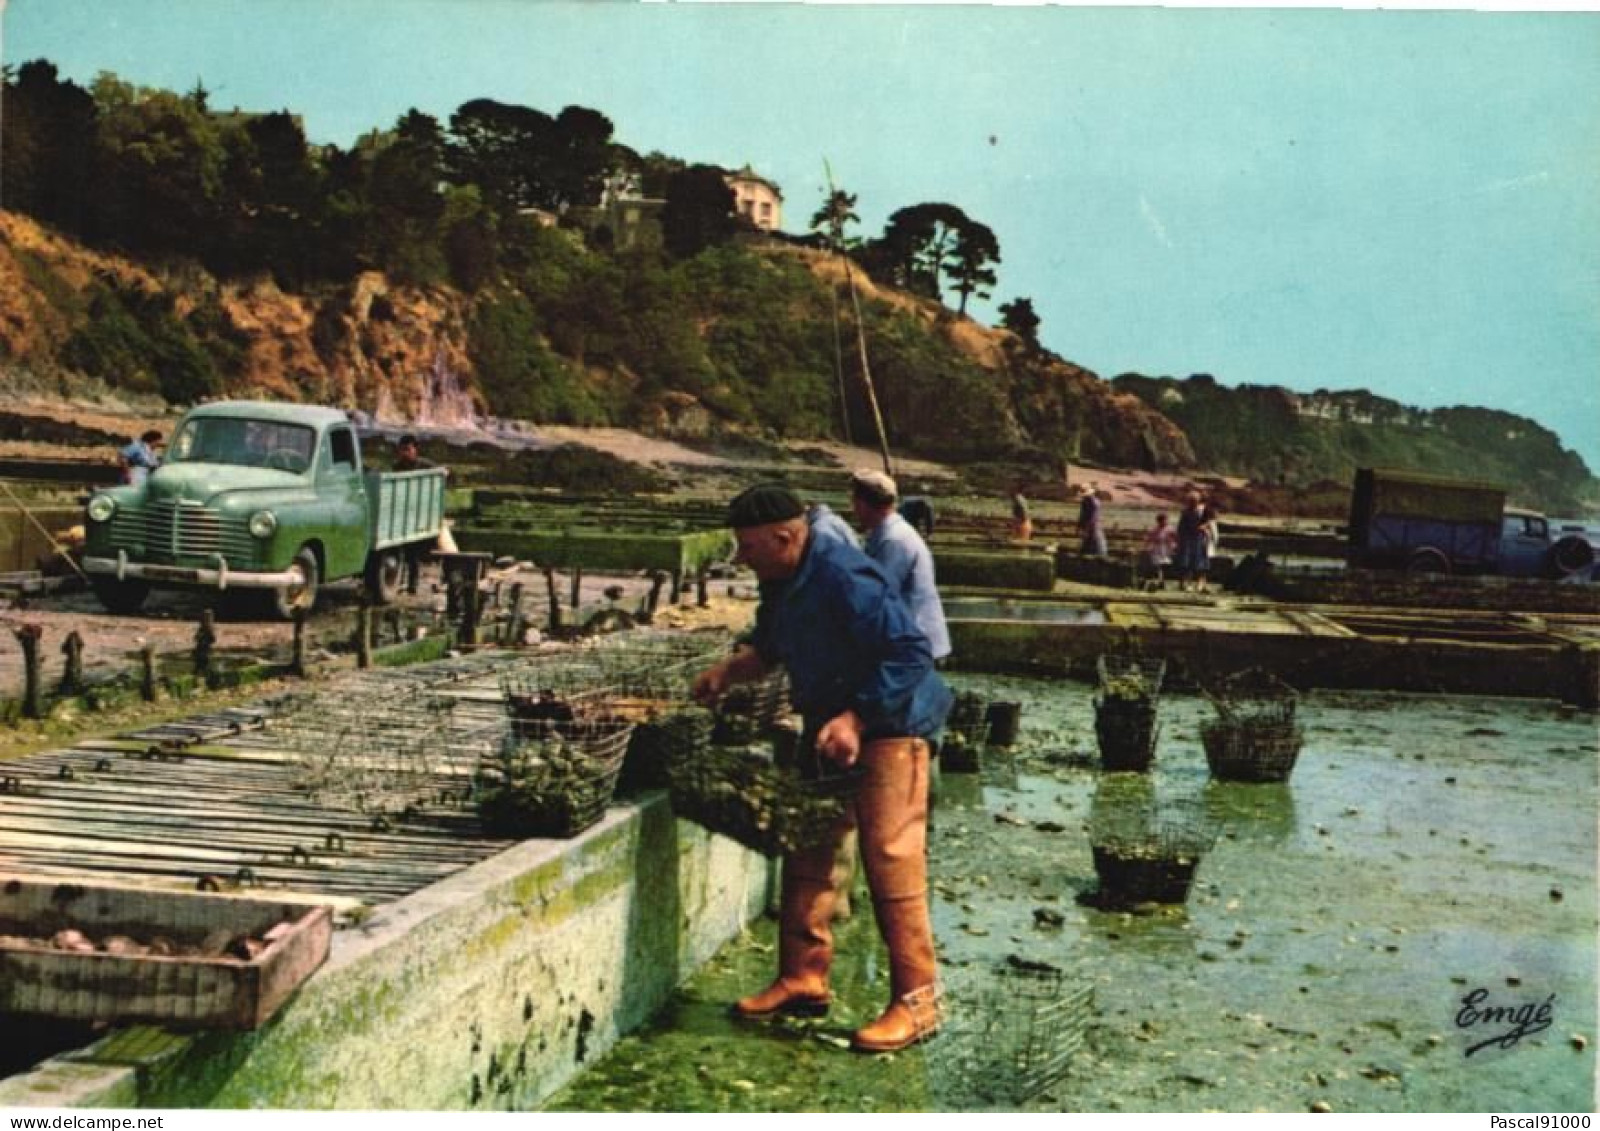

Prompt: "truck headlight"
[87,495,116,523]
[248,510,278,538]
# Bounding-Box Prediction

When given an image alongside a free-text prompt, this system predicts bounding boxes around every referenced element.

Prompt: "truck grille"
[110,502,258,565]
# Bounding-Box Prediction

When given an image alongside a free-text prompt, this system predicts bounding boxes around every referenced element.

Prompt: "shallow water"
[546,678,1598,1112]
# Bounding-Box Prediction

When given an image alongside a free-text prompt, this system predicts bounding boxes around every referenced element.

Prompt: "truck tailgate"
[368,468,446,550]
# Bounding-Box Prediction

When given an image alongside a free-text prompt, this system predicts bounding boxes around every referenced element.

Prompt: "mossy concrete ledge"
[0,795,773,1111]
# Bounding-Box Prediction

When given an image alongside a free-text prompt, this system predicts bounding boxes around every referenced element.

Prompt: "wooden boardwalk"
[0,655,534,910]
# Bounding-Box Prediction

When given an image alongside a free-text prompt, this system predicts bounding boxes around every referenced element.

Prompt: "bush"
[468,292,608,424]
[60,278,230,403]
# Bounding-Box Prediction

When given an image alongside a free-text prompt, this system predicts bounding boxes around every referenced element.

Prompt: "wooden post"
[670,568,683,605]
[59,631,84,697]
[544,567,561,633]
[13,624,42,719]
[139,644,157,702]
[506,581,525,646]
[569,567,583,611]
[458,580,481,650]
[193,611,216,687]
[696,567,709,608]
[644,571,668,624]
[356,601,373,670]
[291,608,308,677]
[445,568,461,621]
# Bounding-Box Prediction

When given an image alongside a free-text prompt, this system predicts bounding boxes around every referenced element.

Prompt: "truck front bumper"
[83,552,303,591]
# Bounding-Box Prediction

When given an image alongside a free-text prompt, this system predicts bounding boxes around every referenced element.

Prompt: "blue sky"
[5,1,1598,470]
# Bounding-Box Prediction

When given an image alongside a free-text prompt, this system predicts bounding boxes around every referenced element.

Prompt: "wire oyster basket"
[617,706,716,795]
[1200,669,1305,784]
[500,657,612,723]
[273,688,484,816]
[1085,782,1215,909]
[915,957,1095,1110]
[474,715,636,838]
[665,745,859,857]
[589,629,732,704]
[1093,656,1166,773]
[942,691,991,774]
[710,669,792,746]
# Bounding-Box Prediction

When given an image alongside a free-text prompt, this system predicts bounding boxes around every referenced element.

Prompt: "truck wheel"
[1550,535,1596,579]
[91,578,150,615]
[364,548,404,605]
[270,547,320,621]
[1405,548,1451,576]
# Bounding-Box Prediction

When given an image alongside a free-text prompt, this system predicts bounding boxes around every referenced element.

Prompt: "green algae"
[547,678,1597,1113]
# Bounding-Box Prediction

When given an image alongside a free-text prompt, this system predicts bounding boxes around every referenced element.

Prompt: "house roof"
[725,164,783,199]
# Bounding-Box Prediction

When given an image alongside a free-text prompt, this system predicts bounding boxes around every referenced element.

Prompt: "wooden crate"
[0,875,331,1030]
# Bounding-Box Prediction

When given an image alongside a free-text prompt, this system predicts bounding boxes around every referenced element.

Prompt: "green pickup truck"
[83,401,446,618]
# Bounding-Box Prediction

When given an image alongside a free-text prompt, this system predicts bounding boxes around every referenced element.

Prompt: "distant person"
[119,430,163,486]
[1175,491,1210,593]
[1077,482,1107,557]
[393,433,435,472]
[851,469,950,662]
[1142,513,1177,590]
[1009,487,1032,542]
[394,433,440,594]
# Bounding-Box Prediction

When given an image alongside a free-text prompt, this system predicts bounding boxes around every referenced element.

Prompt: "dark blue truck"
[1347,468,1597,580]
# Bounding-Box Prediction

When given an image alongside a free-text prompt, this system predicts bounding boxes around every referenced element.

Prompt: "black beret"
[727,483,804,528]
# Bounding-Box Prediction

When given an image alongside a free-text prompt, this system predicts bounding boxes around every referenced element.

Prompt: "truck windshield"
[168,418,317,473]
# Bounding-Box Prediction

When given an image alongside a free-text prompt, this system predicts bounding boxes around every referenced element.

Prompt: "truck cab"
[83,401,445,618]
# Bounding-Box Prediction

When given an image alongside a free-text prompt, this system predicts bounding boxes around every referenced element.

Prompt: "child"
[1143,513,1177,590]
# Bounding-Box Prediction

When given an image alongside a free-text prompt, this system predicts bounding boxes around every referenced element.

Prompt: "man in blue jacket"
[693,483,952,1053]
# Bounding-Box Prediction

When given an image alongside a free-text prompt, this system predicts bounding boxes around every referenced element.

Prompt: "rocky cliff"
[0,211,1192,472]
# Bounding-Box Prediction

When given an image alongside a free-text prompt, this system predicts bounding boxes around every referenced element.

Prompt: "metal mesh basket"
[617,706,715,794]
[942,691,990,773]
[1095,654,1167,704]
[273,688,486,816]
[710,669,792,745]
[917,959,1095,1110]
[666,745,858,856]
[1093,698,1160,773]
[1200,668,1304,783]
[500,658,612,721]
[1201,668,1299,728]
[474,716,636,838]
[1201,718,1305,783]
[588,629,731,702]
[1085,787,1215,908]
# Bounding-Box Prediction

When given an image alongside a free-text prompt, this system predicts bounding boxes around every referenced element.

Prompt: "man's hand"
[691,660,732,707]
[815,709,864,768]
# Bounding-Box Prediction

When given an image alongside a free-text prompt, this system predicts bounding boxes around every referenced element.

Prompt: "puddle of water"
[546,678,1597,1112]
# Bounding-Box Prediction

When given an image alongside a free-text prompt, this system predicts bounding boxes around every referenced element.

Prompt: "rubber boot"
[850,737,940,1052]
[733,832,846,1019]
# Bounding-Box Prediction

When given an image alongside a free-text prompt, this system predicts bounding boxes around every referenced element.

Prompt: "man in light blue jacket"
[850,469,950,662]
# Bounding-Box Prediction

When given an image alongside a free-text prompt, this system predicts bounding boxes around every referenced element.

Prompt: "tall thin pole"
[823,159,893,478]
[827,274,853,446]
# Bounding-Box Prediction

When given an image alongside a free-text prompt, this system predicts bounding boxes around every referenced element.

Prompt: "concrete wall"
[0,795,773,1110]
